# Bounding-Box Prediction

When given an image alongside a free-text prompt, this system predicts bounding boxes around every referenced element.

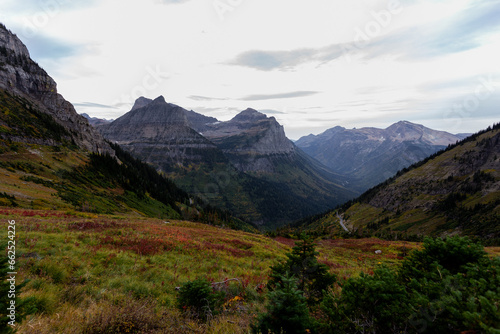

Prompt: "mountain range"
[96,94,471,227]
[0,23,252,231]
[81,113,113,126]
[293,124,500,243]
[98,97,355,227]
[1,21,497,238]
[296,121,469,192]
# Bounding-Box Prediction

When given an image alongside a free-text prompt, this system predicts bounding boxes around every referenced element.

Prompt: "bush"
[318,236,499,334]
[406,256,500,333]
[399,236,486,281]
[322,266,412,333]
[176,278,225,321]
[252,275,313,334]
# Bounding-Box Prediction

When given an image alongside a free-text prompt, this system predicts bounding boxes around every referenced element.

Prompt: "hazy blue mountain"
[296,121,469,192]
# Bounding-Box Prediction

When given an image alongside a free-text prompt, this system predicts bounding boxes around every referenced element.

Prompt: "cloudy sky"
[1,0,499,139]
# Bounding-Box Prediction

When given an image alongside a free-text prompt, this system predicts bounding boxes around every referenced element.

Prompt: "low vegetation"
[0,209,498,333]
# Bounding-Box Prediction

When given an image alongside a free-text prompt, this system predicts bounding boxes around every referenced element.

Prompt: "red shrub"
[273,237,296,247]
[319,259,345,269]
[227,239,253,250]
[68,220,119,231]
[99,235,173,256]
[203,242,254,258]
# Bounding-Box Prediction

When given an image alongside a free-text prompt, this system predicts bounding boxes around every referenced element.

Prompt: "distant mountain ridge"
[81,113,113,126]
[296,121,469,192]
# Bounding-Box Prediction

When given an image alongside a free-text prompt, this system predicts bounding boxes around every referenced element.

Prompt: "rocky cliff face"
[98,99,355,226]
[130,97,153,111]
[0,23,110,153]
[127,96,217,133]
[99,96,224,171]
[203,108,296,173]
[296,121,469,192]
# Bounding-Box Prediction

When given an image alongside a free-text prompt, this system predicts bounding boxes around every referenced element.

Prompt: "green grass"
[2,208,454,333]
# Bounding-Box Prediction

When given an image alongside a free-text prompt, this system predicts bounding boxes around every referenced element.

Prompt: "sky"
[1,0,499,139]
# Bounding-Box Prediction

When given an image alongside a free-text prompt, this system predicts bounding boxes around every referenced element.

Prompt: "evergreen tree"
[268,235,336,305]
[319,236,499,333]
[252,275,312,334]
[321,266,412,333]
[176,278,224,321]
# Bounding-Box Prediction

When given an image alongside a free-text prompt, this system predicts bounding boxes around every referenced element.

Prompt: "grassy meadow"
[0,208,444,333]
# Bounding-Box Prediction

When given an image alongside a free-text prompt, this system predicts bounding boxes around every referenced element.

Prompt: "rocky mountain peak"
[113,96,189,127]
[322,126,347,137]
[230,108,267,123]
[385,120,464,145]
[201,108,295,172]
[131,96,153,111]
[152,95,166,104]
[98,96,222,170]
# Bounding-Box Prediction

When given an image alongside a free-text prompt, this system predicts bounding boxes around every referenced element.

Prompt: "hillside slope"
[295,124,500,243]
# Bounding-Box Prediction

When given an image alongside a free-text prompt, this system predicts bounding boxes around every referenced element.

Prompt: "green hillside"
[0,88,255,232]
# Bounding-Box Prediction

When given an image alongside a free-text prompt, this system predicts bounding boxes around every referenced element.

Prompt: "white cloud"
[1,0,498,138]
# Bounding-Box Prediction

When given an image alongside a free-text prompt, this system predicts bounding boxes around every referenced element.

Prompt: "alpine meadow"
[1,1,500,333]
